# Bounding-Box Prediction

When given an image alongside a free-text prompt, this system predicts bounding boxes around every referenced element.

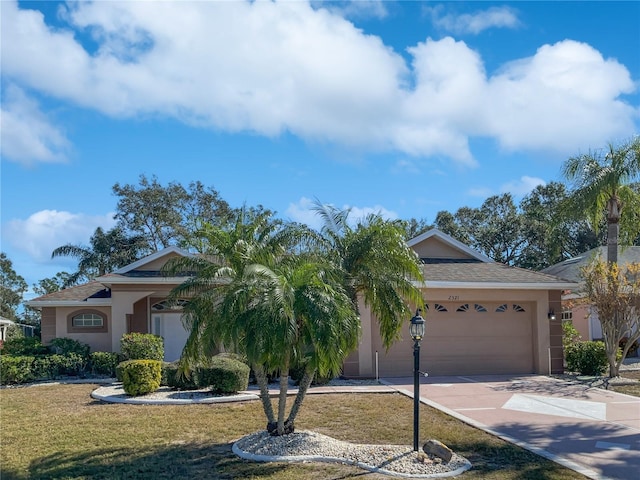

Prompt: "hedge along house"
[27,231,577,376]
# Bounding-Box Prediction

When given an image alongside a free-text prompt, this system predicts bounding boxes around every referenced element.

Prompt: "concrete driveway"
[383,374,639,480]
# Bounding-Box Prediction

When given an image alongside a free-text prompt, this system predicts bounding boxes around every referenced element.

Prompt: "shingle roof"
[422,261,573,285]
[28,281,110,302]
[541,246,640,282]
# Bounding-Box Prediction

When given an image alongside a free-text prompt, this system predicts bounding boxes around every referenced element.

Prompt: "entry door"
[151,313,190,362]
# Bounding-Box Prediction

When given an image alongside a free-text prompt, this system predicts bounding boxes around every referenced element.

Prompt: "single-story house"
[1,316,15,342]
[541,246,640,345]
[27,230,577,376]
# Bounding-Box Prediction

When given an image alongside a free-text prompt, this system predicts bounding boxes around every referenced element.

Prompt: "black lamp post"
[409,308,425,451]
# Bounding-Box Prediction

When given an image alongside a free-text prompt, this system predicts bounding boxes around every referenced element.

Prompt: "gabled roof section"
[113,246,192,275]
[26,281,111,306]
[407,229,494,263]
[541,246,640,283]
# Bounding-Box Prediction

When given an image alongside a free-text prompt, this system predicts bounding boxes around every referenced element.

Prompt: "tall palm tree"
[51,226,145,286]
[311,202,425,348]
[165,209,358,435]
[562,137,640,263]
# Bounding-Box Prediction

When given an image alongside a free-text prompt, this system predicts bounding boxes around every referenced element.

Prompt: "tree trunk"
[252,363,275,426]
[285,368,316,430]
[606,196,621,264]
[276,359,290,435]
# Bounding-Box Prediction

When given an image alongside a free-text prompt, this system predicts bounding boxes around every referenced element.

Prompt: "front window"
[72,313,104,327]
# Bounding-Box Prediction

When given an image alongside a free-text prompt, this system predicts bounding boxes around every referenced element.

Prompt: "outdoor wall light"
[548,310,556,321]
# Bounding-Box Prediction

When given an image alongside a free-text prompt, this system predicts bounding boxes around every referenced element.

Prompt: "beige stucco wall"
[411,237,470,260]
[53,306,112,352]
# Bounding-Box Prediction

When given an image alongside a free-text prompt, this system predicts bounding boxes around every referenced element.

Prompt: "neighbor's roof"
[541,246,640,283]
[420,262,577,290]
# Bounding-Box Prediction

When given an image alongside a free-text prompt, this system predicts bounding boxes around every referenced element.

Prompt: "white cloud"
[286,197,397,229]
[1,1,637,167]
[467,187,494,198]
[3,210,116,262]
[286,197,323,230]
[500,176,546,197]
[315,0,388,20]
[0,85,70,165]
[427,5,521,35]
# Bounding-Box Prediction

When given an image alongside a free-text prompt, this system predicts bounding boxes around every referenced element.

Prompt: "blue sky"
[1,0,639,291]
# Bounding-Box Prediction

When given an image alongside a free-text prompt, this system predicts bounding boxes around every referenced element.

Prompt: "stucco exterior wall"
[53,306,112,352]
[40,307,57,345]
[411,237,470,260]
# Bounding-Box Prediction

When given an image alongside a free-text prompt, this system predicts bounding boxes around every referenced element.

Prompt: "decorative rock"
[415,452,434,464]
[423,439,453,463]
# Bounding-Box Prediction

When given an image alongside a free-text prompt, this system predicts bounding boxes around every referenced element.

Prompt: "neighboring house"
[1,316,15,342]
[27,230,576,376]
[541,246,640,346]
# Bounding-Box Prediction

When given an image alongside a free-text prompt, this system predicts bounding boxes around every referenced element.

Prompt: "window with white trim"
[72,313,104,327]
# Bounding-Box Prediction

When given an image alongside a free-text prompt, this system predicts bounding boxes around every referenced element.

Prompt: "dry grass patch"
[611,369,640,396]
[1,384,588,479]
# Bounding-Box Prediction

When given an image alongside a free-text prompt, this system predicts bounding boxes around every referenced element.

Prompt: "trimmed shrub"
[1,337,48,356]
[49,338,90,357]
[565,341,608,376]
[120,360,162,396]
[90,352,120,376]
[31,353,88,379]
[120,333,164,361]
[0,355,36,384]
[562,321,581,349]
[198,355,249,394]
[163,362,199,390]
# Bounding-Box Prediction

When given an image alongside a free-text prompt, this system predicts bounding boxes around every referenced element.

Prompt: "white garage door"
[151,313,190,362]
[375,302,534,376]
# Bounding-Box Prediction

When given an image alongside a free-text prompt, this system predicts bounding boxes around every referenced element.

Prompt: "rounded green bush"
[120,333,164,361]
[163,362,199,390]
[90,352,120,376]
[565,341,608,376]
[119,360,162,396]
[197,355,249,394]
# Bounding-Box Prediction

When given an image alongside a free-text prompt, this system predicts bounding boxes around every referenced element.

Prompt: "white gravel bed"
[91,383,258,404]
[233,430,471,478]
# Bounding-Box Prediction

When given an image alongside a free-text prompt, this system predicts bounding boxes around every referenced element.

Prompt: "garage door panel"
[374,302,534,376]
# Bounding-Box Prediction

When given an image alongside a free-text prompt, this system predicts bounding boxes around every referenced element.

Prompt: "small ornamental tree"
[581,259,640,377]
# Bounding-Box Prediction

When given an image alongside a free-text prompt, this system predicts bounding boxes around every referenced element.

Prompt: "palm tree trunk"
[277,357,290,435]
[252,363,275,426]
[285,368,315,430]
[606,196,621,264]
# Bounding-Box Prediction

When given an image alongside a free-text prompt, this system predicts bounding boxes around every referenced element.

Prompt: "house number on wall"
[448,295,460,301]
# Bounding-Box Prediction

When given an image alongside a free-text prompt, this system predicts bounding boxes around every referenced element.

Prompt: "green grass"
[0,384,589,480]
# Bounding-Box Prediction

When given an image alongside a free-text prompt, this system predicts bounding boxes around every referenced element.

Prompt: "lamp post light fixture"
[410,308,426,451]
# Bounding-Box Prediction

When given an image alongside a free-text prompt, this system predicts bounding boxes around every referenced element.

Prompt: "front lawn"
[611,370,640,397]
[1,384,587,479]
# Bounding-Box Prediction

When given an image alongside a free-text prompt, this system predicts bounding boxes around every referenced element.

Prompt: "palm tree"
[165,208,359,435]
[51,226,145,286]
[562,137,640,263]
[310,202,425,348]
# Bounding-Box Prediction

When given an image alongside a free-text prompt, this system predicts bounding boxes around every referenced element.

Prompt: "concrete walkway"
[383,374,640,480]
